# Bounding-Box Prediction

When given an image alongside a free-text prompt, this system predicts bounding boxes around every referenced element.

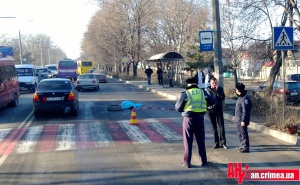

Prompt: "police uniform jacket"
[205,86,225,113]
[175,85,215,117]
[233,91,252,126]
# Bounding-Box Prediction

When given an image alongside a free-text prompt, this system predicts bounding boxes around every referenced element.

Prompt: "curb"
[123,80,300,146]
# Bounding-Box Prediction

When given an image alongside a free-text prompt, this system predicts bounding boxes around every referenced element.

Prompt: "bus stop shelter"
[147,52,184,87]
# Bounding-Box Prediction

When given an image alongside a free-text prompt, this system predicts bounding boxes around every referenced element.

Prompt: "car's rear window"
[47,66,57,70]
[79,75,95,79]
[38,81,71,91]
[286,82,300,89]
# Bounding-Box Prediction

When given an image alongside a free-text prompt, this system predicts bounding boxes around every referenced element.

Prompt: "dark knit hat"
[186,77,198,84]
[236,83,245,92]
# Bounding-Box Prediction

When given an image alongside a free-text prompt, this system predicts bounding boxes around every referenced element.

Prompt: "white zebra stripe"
[118,120,151,143]
[89,122,114,147]
[0,129,11,142]
[56,124,75,151]
[145,118,182,141]
[15,126,43,154]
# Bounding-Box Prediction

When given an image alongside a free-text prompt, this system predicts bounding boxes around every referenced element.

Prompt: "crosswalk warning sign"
[275,29,292,46]
[273,27,294,50]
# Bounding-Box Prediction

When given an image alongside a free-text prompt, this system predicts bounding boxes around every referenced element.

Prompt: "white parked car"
[75,74,99,91]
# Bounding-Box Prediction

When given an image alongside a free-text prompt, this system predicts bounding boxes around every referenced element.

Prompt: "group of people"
[175,67,252,168]
[145,66,174,87]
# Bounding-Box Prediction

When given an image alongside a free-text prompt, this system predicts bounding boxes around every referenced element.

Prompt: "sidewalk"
[120,79,300,146]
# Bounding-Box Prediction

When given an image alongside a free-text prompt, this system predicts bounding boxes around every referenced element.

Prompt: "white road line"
[14,126,43,154]
[118,120,151,143]
[0,155,8,167]
[0,129,11,142]
[17,111,33,128]
[145,118,182,141]
[89,122,114,147]
[56,124,75,151]
[0,111,34,167]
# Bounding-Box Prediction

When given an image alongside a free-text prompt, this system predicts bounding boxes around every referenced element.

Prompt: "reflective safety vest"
[184,88,207,112]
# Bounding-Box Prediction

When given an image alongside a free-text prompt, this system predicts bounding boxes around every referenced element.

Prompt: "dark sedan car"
[253,80,300,105]
[33,78,79,117]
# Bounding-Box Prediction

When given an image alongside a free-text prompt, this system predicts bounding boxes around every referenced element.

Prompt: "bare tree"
[221,0,267,85]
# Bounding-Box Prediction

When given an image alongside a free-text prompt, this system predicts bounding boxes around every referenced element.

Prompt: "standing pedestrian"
[232,83,252,153]
[175,77,215,168]
[145,66,153,85]
[205,77,227,149]
[204,68,214,88]
[168,67,174,87]
[157,67,163,86]
[194,67,206,88]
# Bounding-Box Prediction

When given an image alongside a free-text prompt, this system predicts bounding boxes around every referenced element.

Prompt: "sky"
[0,0,99,59]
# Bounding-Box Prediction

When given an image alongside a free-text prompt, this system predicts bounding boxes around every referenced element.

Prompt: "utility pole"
[212,0,224,88]
[19,30,23,64]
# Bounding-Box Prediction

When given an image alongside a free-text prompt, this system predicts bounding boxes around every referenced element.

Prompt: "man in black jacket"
[205,77,227,149]
[145,66,153,85]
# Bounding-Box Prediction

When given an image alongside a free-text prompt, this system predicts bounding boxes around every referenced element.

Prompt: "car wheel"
[30,83,37,93]
[72,109,78,116]
[8,94,19,107]
[34,111,41,118]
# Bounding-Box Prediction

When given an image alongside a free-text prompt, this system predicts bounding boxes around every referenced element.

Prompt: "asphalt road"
[0,78,299,185]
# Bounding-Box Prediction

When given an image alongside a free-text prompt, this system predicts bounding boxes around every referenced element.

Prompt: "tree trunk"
[265,51,282,97]
[133,63,138,77]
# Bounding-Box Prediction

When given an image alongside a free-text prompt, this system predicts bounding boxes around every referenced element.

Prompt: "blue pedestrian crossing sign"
[273,27,294,50]
[199,30,214,52]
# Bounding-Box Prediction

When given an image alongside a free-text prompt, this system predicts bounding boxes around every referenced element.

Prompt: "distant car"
[253,80,300,105]
[35,67,52,81]
[286,73,300,83]
[75,74,99,91]
[88,68,96,73]
[92,70,107,83]
[45,64,58,77]
[33,78,79,117]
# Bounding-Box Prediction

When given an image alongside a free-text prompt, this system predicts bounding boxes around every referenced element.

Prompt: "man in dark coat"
[175,77,215,168]
[145,66,153,85]
[205,77,227,149]
[157,67,163,86]
[232,83,252,153]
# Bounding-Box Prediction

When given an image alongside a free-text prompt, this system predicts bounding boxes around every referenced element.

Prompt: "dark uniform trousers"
[182,116,207,165]
[208,110,226,146]
[237,124,249,149]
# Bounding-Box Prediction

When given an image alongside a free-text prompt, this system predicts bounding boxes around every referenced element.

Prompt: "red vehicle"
[0,58,20,108]
[92,70,107,83]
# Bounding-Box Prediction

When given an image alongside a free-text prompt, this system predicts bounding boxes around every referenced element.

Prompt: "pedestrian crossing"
[0,119,183,155]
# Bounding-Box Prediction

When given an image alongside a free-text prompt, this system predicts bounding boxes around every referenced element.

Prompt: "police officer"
[205,77,227,149]
[232,83,252,153]
[175,77,215,168]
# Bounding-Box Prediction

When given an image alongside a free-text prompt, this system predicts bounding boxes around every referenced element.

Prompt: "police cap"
[186,77,197,84]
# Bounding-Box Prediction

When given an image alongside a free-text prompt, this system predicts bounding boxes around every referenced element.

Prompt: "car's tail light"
[92,80,96,83]
[42,97,47,102]
[280,89,289,93]
[68,92,76,100]
[33,93,40,102]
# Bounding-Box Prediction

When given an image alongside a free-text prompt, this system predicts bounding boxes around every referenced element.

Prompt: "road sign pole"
[282,51,285,122]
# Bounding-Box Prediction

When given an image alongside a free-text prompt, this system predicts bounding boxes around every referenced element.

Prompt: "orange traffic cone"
[129,108,138,125]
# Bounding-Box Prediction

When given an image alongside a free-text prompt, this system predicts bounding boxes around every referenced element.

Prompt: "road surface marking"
[56,124,75,151]
[118,120,151,143]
